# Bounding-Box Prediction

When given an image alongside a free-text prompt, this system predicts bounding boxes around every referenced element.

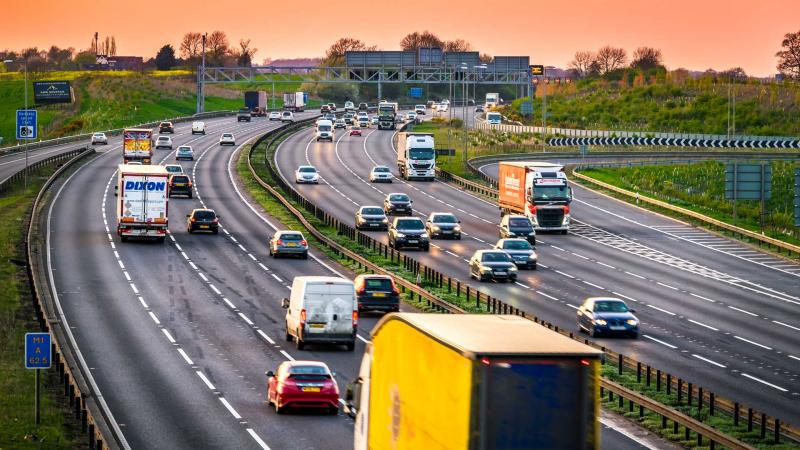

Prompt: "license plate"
[200,225,209,229]
[369,223,379,227]
[310,323,325,328]
[495,271,506,275]
[287,242,297,247]
[302,387,321,392]
[408,240,418,244]
[174,183,185,187]
[610,326,626,331]
[373,293,386,297]
[442,230,452,234]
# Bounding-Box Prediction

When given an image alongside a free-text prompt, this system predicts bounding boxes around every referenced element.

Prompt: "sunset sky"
[2,0,798,76]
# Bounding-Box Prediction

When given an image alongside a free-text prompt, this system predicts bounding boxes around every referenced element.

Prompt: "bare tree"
[720,67,747,80]
[110,36,117,56]
[776,30,800,79]
[234,39,258,66]
[568,50,594,77]
[207,30,229,65]
[630,47,663,71]
[443,39,472,52]
[479,53,493,63]
[594,46,627,74]
[323,37,375,66]
[399,31,444,51]
[180,32,203,60]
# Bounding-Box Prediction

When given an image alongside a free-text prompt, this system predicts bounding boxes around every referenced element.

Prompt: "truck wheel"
[157,237,166,243]
[346,342,355,351]
[295,337,305,350]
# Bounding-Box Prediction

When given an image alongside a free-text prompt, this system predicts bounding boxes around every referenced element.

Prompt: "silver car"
[155,135,173,149]
[355,206,389,230]
[269,231,309,259]
[494,238,537,269]
[91,132,108,145]
[369,166,393,183]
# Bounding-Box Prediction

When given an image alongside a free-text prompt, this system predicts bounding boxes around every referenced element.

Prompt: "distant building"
[85,55,143,71]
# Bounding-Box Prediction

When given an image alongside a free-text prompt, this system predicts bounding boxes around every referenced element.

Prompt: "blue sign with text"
[25,333,51,369]
[409,87,423,98]
[16,109,37,140]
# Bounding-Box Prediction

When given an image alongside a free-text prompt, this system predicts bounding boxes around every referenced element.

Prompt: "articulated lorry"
[116,164,169,243]
[122,128,153,164]
[345,313,601,450]
[498,161,573,233]
[377,101,398,130]
[282,92,306,112]
[244,90,267,116]
[395,132,435,181]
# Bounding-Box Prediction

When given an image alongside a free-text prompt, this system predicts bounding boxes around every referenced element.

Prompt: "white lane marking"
[238,244,247,252]
[123,271,131,281]
[180,251,189,260]
[515,281,531,289]
[581,280,604,290]
[258,263,269,271]
[611,292,639,303]
[271,274,283,283]
[647,304,676,316]
[690,293,716,303]
[566,303,578,309]
[688,319,719,331]
[219,398,243,419]
[555,270,574,279]
[571,252,590,260]
[536,290,559,301]
[149,311,160,325]
[223,298,236,309]
[198,273,209,282]
[596,261,616,269]
[189,261,198,270]
[162,329,176,344]
[196,371,216,390]
[138,296,148,308]
[550,245,565,252]
[733,335,772,350]
[728,305,758,317]
[209,284,222,295]
[788,355,800,362]
[279,350,295,361]
[357,334,370,344]
[642,334,678,349]
[177,348,194,365]
[174,243,182,252]
[656,281,679,291]
[248,253,257,261]
[247,429,272,450]
[624,271,645,279]
[773,321,800,332]
[257,329,276,345]
[692,354,726,368]
[238,313,254,325]
[129,283,139,294]
[741,373,788,392]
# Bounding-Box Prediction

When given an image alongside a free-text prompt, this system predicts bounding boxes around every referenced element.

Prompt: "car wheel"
[561,230,568,235]
[422,245,430,252]
[295,336,305,350]
[212,229,219,235]
[346,342,355,351]
[120,235,128,242]
[589,326,597,338]
[274,401,284,414]
[188,192,193,199]
[531,263,537,270]
[629,332,639,339]
[302,252,308,260]
[327,406,339,415]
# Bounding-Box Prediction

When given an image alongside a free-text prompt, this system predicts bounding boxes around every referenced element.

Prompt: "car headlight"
[626,319,638,326]
[421,233,429,239]
[382,218,388,224]
[528,253,538,260]
[528,232,536,236]
[508,266,518,272]
[453,225,461,232]
[594,319,607,325]
[431,226,440,231]
[395,233,405,238]
[479,266,493,273]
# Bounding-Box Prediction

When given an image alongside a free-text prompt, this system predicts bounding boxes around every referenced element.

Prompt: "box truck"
[377,101,398,130]
[244,90,267,116]
[345,313,601,450]
[498,161,573,233]
[122,128,153,164]
[116,164,169,243]
[395,132,435,181]
[485,92,500,109]
[283,92,306,112]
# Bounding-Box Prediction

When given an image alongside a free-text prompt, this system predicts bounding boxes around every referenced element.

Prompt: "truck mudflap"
[117,224,168,239]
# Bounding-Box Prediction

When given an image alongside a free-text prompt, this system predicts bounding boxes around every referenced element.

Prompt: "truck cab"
[377,102,397,130]
[498,162,573,233]
[396,132,435,181]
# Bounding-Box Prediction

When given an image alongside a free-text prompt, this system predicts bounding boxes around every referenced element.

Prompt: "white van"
[191,121,205,135]
[316,119,334,142]
[283,276,357,351]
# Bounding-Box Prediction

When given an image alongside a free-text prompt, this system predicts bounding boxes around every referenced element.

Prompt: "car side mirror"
[281,298,290,309]
[331,371,337,378]
[186,214,191,218]
[629,309,636,313]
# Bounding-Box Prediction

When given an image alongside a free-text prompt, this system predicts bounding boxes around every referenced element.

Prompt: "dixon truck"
[244,90,267,116]
[122,128,153,164]
[282,92,306,112]
[116,164,169,243]
[344,313,602,450]
[377,101,398,130]
[395,132,435,181]
[498,161,573,233]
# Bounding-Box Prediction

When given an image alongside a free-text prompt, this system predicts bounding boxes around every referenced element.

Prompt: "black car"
[187,209,219,234]
[158,121,174,134]
[469,250,518,282]
[388,217,429,251]
[500,215,536,244]
[355,206,389,230]
[425,212,461,239]
[577,297,639,338]
[354,275,400,313]
[383,193,412,216]
[358,102,368,111]
[475,105,485,112]
[168,174,192,198]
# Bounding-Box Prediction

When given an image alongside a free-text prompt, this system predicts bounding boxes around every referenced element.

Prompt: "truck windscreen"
[532,184,570,201]
[318,125,331,132]
[409,149,434,160]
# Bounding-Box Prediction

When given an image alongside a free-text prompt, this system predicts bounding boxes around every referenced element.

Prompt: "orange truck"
[122,128,153,164]
[344,313,602,450]
[498,161,573,233]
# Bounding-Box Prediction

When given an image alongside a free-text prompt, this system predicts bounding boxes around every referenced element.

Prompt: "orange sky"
[1,0,797,76]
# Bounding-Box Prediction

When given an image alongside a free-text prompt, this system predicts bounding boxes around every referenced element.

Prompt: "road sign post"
[725,162,772,231]
[25,332,51,424]
[16,109,37,188]
[793,168,800,230]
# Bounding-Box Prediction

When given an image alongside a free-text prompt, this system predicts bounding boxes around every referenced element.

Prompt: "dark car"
[425,212,461,239]
[469,250,518,282]
[158,121,174,134]
[494,238,537,269]
[355,206,389,230]
[577,297,639,338]
[358,102,368,111]
[168,174,193,198]
[186,208,219,234]
[475,105,485,112]
[354,275,399,313]
[383,193,412,216]
[388,217,429,251]
[500,215,536,244]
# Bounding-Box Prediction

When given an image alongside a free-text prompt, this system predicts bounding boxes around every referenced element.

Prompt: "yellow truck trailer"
[345,313,602,450]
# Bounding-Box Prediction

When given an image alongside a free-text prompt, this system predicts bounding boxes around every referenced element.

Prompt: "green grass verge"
[0,170,81,449]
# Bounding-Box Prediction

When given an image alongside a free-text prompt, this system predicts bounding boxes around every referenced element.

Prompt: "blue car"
[176,145,194,161]
[577,297,639,338]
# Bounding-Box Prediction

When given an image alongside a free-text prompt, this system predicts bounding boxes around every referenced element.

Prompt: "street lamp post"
[6,58,30,187]
[459,64,468,166]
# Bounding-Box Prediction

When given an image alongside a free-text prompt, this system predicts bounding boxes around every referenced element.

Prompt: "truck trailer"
[395,132,436,181]
[498,161,573,233]
[345,313,602,450]
[116,164,169,242]
[122,128,153,164]
[244,90,267,116]
[282,92,306,112]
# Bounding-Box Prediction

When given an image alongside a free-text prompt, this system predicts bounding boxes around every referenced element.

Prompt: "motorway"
[273,116,800,427]
[20,113,669,449]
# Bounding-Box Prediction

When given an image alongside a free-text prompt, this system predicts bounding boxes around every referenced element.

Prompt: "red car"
[349,127,362,136]
[267,361,340,414]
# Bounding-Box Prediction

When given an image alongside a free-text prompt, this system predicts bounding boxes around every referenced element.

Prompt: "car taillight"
[300,309,306,325]
[563,205,570,215]
[188,181,193,187]
[190,218,196,223]
[276,240,283,246]
[352,311,358,328]
[300,240,307,246]
[212,218,219,223]
[528,204,537,214]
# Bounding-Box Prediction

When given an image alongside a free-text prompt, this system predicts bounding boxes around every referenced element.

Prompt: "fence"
[246,122,797,448]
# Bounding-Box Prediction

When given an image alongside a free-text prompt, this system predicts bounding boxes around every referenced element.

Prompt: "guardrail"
[0,147,90,194]
[246,124,796,448]
[23,147,125,449]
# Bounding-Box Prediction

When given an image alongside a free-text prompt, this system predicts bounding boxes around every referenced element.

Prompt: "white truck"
[485,92,500,109]
[282,92,306,112]
[116,164,169,242]
[395,132,436,181]
[498,161,573,233]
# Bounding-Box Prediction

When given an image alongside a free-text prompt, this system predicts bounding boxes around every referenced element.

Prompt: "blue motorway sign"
[16,109,37,140]
[303,92,309,104]
[25,332,51,369]
[409,87,423,98]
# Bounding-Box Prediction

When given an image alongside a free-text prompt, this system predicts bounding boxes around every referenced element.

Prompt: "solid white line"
[180,251,189,260]
[596,261,616,269]
[209,284,222,295]
[647,304,676,316]
[566,303,578,309]
[690,293,716,303]
[238,313,254,325]
[174,243,182,252]
[692,354,726,368]
[788,355,800,362]
[196,371,216,390]
[642,334,678,349]
[257,329,276,345]
[238,244,247,252]
[279,350,295,361]
[733,335,772,350]
[656,282,679,291]
[248,253,257,261]
[688,319,718,331]
[117,260,125,269]
[728,305,758,317]
[247,429,271,450]
[177,348,194,365]
[162,329,176,343]
[123,271,131,281]
[271,274,283,282]
[219,398,242,419]
[582,280,604,290]
[148,311,160,325]
[773,320,800,332]
[741,373,788,392]
[624,271,645,279]
[189,261,198,270]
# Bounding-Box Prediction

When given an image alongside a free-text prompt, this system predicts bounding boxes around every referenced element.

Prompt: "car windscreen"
[158,137,170,141]
[318,125,331,132]
[503,240,531,250]
[364,278,392,291]
[361,208,384,215]
[193,210,215,220]
[171,176,189,183]
[409,149,434,160]
[432,215,456,223]
[389,195,409,202]
[509,218,532,228]
[178,147,190,151]
[280,233,303,241]
[395,220,423,230]
[482,252,511,263]
[166,166,181,173]
[374,167,390,173]
[94,133,104,137]
[298,167,316,173]
[593,301,629,313]
[222,134,233,138]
